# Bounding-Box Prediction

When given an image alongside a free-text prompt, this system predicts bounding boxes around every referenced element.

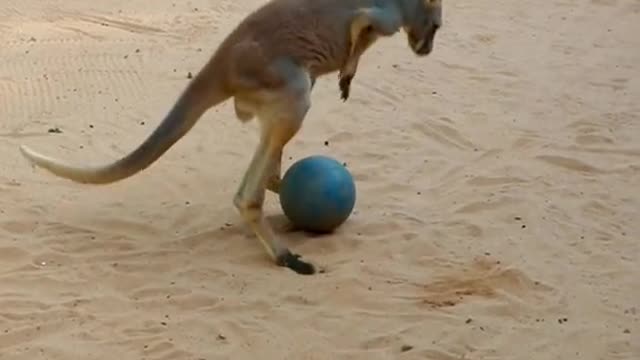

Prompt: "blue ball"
[279,155,356,233]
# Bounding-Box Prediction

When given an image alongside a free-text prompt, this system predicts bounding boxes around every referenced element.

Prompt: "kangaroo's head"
[404,0,442,56]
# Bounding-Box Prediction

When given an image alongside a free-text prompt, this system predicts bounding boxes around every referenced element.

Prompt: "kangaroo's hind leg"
[232,62,315,275]
[264,75,320,195]
[266,149,282,194]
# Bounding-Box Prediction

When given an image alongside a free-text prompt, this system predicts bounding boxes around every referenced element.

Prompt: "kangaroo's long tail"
[19,69,229,185]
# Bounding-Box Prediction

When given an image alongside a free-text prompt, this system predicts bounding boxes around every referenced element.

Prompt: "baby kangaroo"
[19,0,442,275]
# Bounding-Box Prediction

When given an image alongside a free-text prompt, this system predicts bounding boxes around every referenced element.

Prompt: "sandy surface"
[1,0,639,359]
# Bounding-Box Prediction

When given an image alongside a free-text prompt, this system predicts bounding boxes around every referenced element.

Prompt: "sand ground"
[1,0,639,359]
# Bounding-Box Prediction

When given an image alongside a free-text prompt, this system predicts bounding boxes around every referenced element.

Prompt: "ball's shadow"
[266,213,335,239]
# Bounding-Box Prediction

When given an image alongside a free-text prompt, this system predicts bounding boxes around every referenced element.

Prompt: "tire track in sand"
[0,54,146,125]
[0,5,182,127]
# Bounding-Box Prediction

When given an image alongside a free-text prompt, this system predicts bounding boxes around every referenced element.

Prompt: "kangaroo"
[18,0,442,275]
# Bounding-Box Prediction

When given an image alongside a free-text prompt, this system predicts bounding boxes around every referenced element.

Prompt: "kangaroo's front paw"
[339,74,353,101]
